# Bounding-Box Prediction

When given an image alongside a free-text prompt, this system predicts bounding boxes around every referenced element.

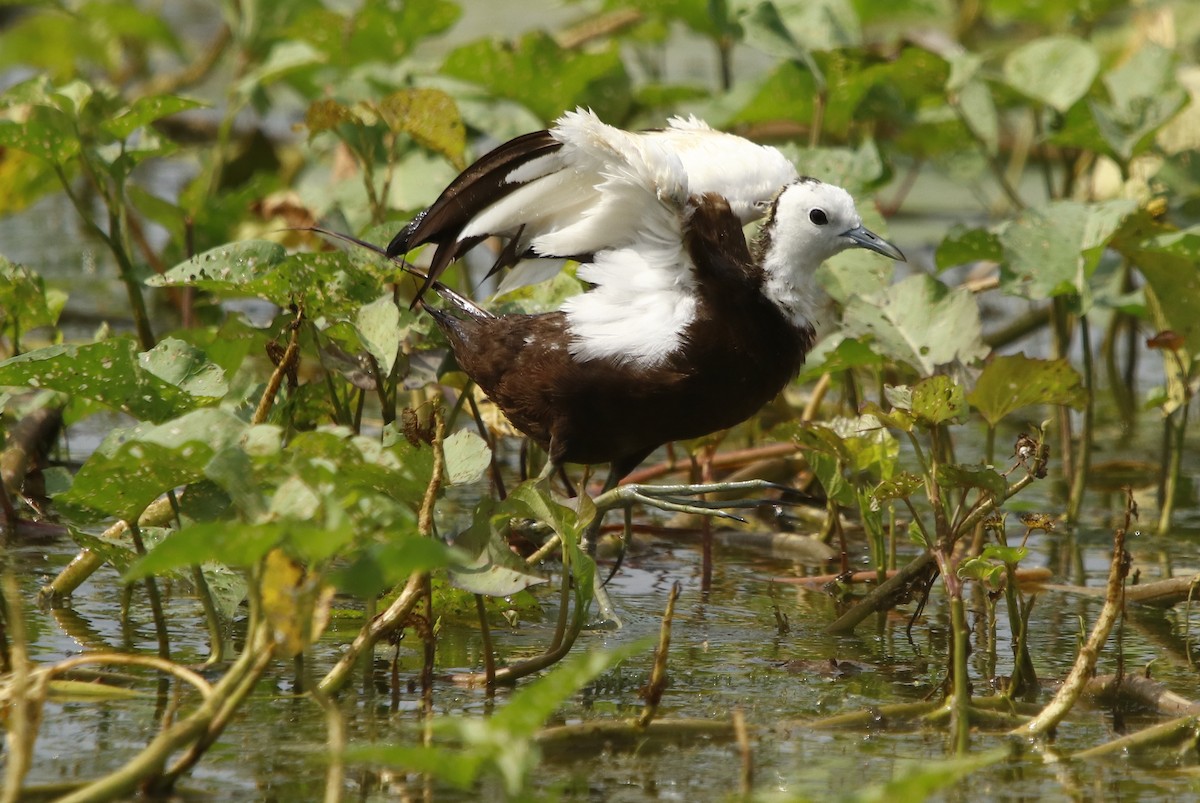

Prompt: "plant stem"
[128,521,171,661]
[1,570,32,803]
[1158,399,1189,534]
[1066,314,1094,523]
[1052,297,1075,482]
[949,594,971,754]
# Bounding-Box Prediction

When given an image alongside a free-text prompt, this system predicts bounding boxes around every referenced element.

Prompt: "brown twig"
[253,313,303,425]
[638,582,680,728]
[1013,504,1130,739]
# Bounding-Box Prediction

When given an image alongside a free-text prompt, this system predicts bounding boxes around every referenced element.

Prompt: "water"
[13,466,1200,801]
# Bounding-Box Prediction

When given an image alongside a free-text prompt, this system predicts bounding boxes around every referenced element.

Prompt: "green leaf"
[103,95,205,139]
[749,0,861,55]
[442,31,630,122]
[872,472,924,503]
[124,521,285,581]
[936,225,1002,272]
[150,240,288,288]
[955,78,998,155]
[138,338,228,400]
[1003,36,1099,113]
[851,748,1011,803]
[506,481,579,539]
[57,408,248,521]
[377,88,466,170]
[907,519,930,548]
[796,336,884,383]
[1127,228,1200,357]
[0,258,66,332]
[237,40,326,94]
[735,1,825,89]
[910,375,966,425]
[981,544,1028,565]
[443,429,492,486]
[935,464,1006,498]
[354,295,402,378]
[0,338,225,422]
[447,500,548,597]
[348,643,642,795]
[330,536,459,598]
[0,106,79,164]
[999,199,1137,308]
[1090,43,1187,162]
[842,274,988,375]
[152,242,383,317]
[957,555,1004,586]
[967,354,1086,428]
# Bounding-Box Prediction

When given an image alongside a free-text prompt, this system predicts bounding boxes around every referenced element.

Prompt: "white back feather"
[559,137,697,366]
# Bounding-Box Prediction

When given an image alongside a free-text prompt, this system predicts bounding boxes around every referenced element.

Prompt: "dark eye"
[809,208,829,226]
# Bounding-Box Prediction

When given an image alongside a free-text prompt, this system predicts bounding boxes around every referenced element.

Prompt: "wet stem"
[1066,312,1095,524]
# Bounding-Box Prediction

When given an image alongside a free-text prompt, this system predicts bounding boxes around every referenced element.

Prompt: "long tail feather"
[302,226,494,319]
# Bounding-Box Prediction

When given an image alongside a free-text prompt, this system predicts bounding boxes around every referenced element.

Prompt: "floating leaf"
[967,354,1086,428]
[1003,36,1099,112]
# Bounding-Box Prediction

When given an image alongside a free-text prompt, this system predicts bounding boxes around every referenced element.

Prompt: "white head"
[757,179,904,327]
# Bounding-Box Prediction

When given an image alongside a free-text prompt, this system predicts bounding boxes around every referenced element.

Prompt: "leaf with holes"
[842,274,988,375]
[936,464,1007,498]
[58,408,248,522]
[0,337,225,422]
[911,376,967,425]
[999,199,1137,308]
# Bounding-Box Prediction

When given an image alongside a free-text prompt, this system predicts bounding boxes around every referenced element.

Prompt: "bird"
[385,108,905,492]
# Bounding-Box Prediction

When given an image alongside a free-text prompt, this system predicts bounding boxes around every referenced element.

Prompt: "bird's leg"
[594,479,791,520]
[582,464,625,629]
